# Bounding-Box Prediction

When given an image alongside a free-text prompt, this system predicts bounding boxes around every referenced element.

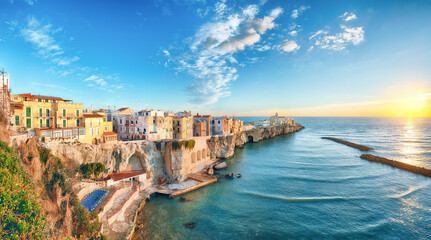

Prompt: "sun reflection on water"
[399,118,422,165]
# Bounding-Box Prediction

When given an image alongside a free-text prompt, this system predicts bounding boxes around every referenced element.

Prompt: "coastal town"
[0,71,304,239]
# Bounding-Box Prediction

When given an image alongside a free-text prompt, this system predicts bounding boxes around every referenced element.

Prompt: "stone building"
[193,119,207,137]
[193,114,212,136]
[173,115,194,139]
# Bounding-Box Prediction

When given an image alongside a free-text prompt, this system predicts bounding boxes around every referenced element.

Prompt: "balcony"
[37,114,54,118]
[60,113,81,118]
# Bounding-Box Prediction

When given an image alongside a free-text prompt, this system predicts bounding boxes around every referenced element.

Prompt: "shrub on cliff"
[80,163,105,179]
[38,146,50,164]
[172,140,195,150]
[0,140,46,239]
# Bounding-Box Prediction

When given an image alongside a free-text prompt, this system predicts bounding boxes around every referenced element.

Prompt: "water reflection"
[399,118,422,166]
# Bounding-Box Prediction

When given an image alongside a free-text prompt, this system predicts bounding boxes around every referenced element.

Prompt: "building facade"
[10,93,85,139]
[173,116,194,139]
[80,112,117,144]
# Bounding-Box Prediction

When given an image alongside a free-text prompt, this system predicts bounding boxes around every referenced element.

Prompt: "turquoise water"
[137,117,431,239]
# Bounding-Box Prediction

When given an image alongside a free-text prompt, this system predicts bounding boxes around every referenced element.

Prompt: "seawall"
[360,154,431,178]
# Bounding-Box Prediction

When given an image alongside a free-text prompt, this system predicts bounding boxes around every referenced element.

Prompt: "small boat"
[236,174,242,178]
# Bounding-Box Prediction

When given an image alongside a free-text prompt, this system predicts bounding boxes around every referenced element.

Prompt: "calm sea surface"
[138,117,431,239]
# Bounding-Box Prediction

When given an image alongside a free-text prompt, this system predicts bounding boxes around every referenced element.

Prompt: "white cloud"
[84,74,124,92]
[288,30,297,37]
[163,50,170,56]
[20,16,79,66]
[310,25,364,51]
[280,40,300,52]
[341,12,357,22]
[291,5,310,19]
[270,7,283,18]
[174,3,283,105]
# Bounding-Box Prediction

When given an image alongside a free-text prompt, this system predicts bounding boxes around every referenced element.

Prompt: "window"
[89,119,92,126]
[26,107,31,117]
[90,128,94,136]
[98,119,100,125]
[26,119,31,128]
[46,109,50,117]
[76,109,80,117]
[39,108,43,117]
[15,116,19,126]
[37,99,42,102]
[63,119,67,127]
[76,119,80,127]
[153,119,155,124]
[120,119,122,124]
[63,109,66,117]
[45,99,49,102]
[105,126,108,131]
[53,100,56,103]
[96,127,100,135]
[40,119,43,127]
[24,97,28,101]
[46,119,50,128]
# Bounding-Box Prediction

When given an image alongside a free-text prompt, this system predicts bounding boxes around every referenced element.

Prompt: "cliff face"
[40,124,303,183]
[207,132,247,159]
[245,124,304,143]
[45,141,165,184]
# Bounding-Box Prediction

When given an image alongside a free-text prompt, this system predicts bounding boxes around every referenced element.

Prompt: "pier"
[322,137,374,151]
[360,154,431,178]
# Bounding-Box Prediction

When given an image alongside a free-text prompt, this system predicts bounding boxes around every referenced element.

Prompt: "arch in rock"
[126,153,144,171]
[248,135,254,142]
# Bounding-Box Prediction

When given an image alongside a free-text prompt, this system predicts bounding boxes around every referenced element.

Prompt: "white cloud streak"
[20,16,79,66]
[310,25,364,50]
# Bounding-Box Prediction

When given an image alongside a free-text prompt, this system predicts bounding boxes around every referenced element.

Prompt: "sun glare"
[394,92,431,117]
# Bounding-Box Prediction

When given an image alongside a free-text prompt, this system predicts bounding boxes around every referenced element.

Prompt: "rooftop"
[104,170,146,182]
[83,113,104,118]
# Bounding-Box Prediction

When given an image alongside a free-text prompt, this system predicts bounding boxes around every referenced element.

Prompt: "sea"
[136,117,431,239]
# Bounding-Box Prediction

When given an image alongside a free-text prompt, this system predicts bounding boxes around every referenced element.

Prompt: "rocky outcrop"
[245,123,304,143]
[207,132,246,159]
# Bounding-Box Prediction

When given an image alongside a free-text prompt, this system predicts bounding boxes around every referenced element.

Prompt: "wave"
[390,183,430,199]
[242,191,366,203]
[280,174,381,183]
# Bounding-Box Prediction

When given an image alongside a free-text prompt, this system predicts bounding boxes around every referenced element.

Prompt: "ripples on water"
[137,117,431,240]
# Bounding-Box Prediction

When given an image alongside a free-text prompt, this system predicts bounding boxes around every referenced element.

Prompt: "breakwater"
[360,154,431,178]
[322,137,374,151]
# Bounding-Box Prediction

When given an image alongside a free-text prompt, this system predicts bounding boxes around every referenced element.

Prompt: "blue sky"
[1,0,431,116]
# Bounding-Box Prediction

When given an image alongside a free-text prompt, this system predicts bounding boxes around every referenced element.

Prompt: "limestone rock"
[214,162,227,170]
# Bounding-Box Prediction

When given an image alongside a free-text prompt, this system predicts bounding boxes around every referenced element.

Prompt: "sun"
[396,93,431,117]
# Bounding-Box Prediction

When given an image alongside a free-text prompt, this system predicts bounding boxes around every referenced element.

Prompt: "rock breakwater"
[322,137,374,151]
[360,154,431,178]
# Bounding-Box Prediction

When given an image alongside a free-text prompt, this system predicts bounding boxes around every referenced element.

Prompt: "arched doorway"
[248,136,254,142]
[92,138,98,145]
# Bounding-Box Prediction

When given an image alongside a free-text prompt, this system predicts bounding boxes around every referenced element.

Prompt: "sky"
[1,0,431,117]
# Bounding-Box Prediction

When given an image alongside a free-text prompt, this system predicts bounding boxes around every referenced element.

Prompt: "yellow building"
[10,93,85,139]
[173,116,194,139]
[80,112,117,144]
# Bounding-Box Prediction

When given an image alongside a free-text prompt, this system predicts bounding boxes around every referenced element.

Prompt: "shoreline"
[128,123,304,239]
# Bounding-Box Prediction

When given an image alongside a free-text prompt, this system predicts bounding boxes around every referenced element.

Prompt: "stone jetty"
[322,137,374,151]
[360,154,431,178]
